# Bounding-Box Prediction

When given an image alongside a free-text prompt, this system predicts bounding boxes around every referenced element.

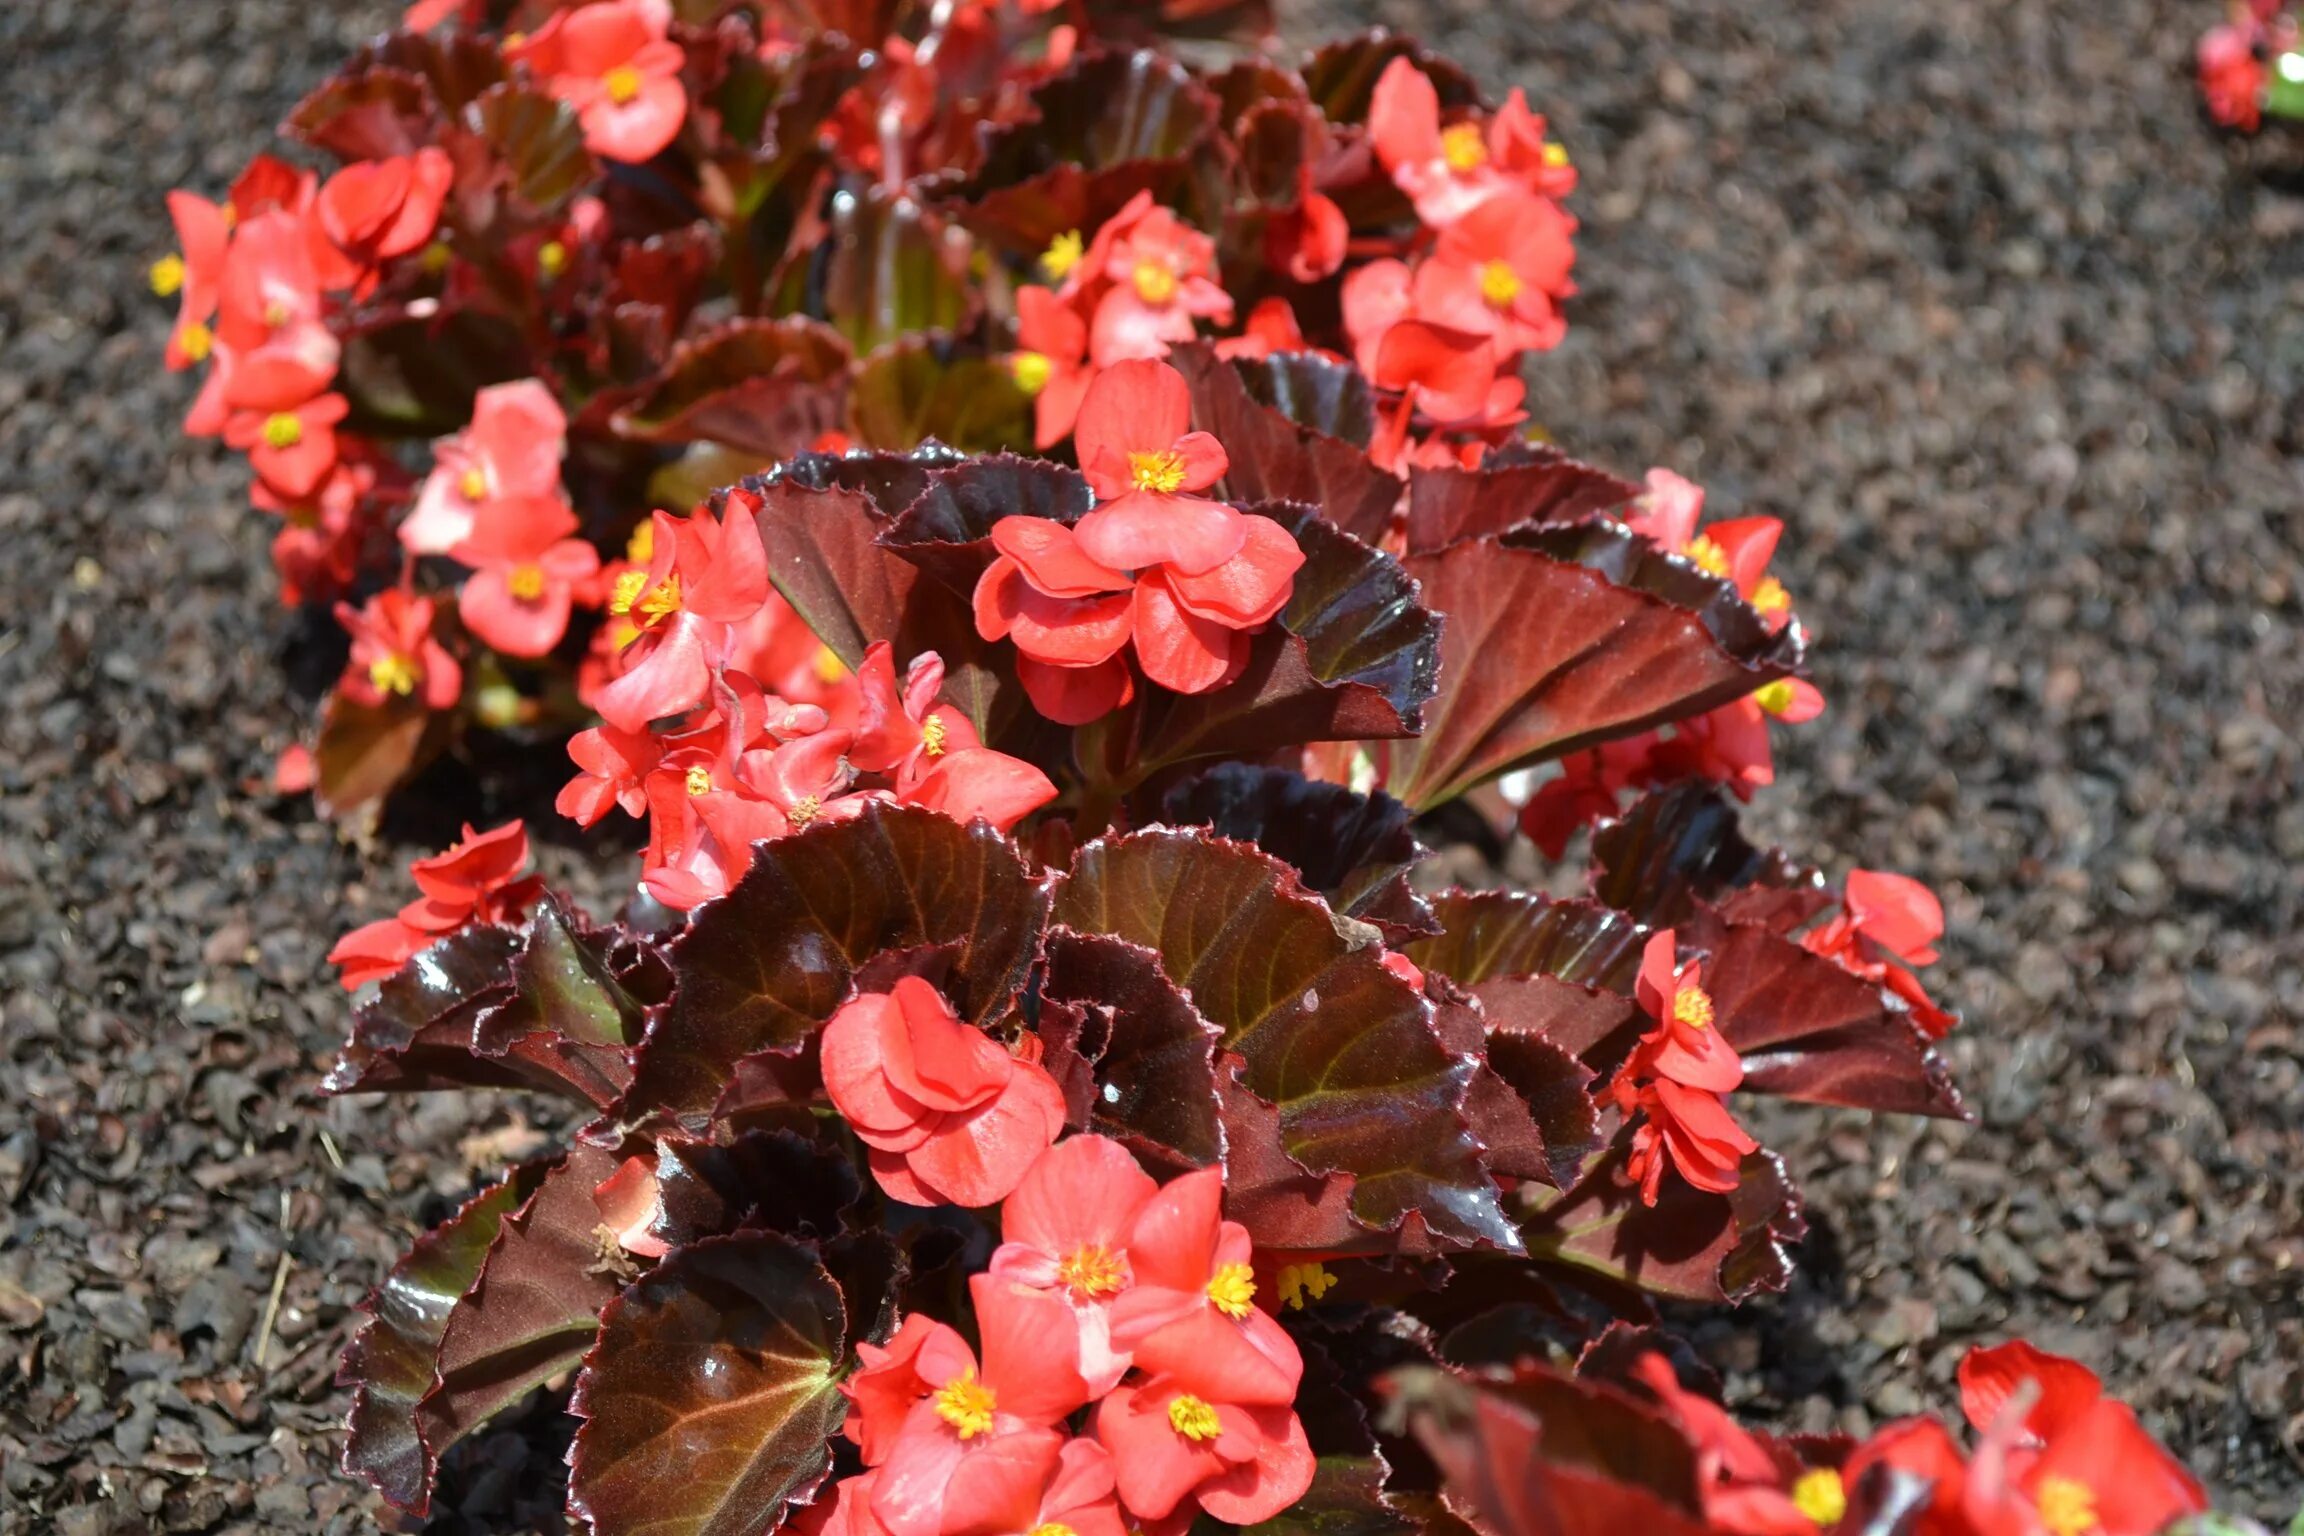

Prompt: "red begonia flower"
[974,554,1135,667]
[213,211,339,412]
[1214,297,1329,364]
[225,390,349,501]
[1612,930,1758,1204]
[868,1274,1091,1536]
[1089,206,1232,367]
[314,147,453,291]
[940,1435,1128,1536]
[1417,192,1575,354]
[334,587,461,711]
[896,747,1057,836]
[590,1154,669,1259]
[154,190,230,371]
[403,379,569,554]
[1620,1079,1760,1204]
[1956,1344,2206,1536]
[1340,258,1414,375]
[1628,930,1743,1093]
[452,496,600,657]
[1839,1419,1969,1536]
[1015,655,1136,726]
[988,1134,1161,1394]
[1369,57,1510,227]
[326,819,538,988]
[593,499,772,731]
[820,977,1065,1208]
[1129,570,1248,695]
[1626,466,1706,550]
[1093,1375,1313,1527]
[852,641,982,781]
[1372,319,1506,427]
[1630,1355,1816,1536]
[2199,25,2266,131]
[1071,358,1244,575]
[1108,1167,1302,1407]
[557,722,662,827]
[1488,89,1578,200]
[516,0,688,164]
[1263,168,1348,284]
[844,1312,968,1466]
[1015,284,1094,450]
[1845,868,1945,966]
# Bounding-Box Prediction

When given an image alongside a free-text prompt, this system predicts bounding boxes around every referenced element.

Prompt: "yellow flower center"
[1479,259,1522,308]
[506,563,546,601]
[263,298,290,329]
[539,239,569,279]
[1128,448,1188,494]
[920,713,948,757]
[1685,534,1730,578]
[1057,1243,1125,1300]
[177,321,213,363]
[788,794,823,828]
[1753,679,1797,718]
[1442,122,1488,172]
[149,253,187,298]
[1542,141,1571,169]
[1672,985,1714,1031]
[1752,575,1790,615]
[1167,1394,1222,1442]
[261,412,304,450]
[609,571,681,640]
[420,239,453,275]
[1131,259,1178,307]
[2035,1476,2100,1536]
[603,64,644,105]
[625,521,655,564]
[1040,230,1083,282]
[459,467,489,502]
[1011,350,1054,396]
[1205,1262,1256,1320]
[933,1369,997,1440]
[684,765,713,796]
[813,644,848,684]
[1027,1525,1078,1536]
[368,652,419,696]
[1790,1468,1846,1528]
[1276,1262,1337,1311]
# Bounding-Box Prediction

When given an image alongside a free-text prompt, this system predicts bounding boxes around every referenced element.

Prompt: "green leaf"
[848,342,1035,455]
[568,1233,850,1536]
[772,187,979,355]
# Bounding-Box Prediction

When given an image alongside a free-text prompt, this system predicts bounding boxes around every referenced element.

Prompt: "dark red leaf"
[1429,989,1600,1192]
[414,1146,626,1479]
[1523,1145,1805,1304]
[1380,523,1805,811]
[632,803,1049,1122]
[1171,346,1403,546]
[1052,830,1516,1251]
[650,1127,863,1249]
[567,1232,849,1536]
[1403,447,1641,555]
[324,923,522,1096]
[879,454,1093,597]
[1409,891,1647,994]
[609,316,852,457]
[313,687,434,817]
[1587,783,1828,934]
[336,304,533,438]
[285,65,432,162]
[1038,928,1225,1174]
[1300,33,1484,125]
[470,82,598,212]
[338,1164,548,1513]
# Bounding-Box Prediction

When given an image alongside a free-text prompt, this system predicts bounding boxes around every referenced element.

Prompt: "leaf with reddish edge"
[947,49,1220,253]
[1402,446,1641,556]
[1157,763,1435,939]
[631,803,1049,1123]
[413,1145,625,1480]
[1241,1331,1417,1536]
[313,687,434,817]
[325,924,521,1093]
[849,344,1036,456]
[1523,1145,1805,1305]
[375,28,510,114]
[1052,829,1518,1251]
[1171,346,1404,546]
[879,454,1094,597]
[1300,32,1486,125]
[1037,928,1225,1174]
[471,83,598,212]
[609,316,851,457]
[1381,523,1805,812]
[650,1128,863,1250]
[1429,987,1599,1192]
[1206,58,1310,126]
[286,65,431,161]
[1132,500,1442,770]
[567,1232,849,1536]
[473,897,645,1052]
[338,1163,548,1513]
[1587,783,1828,934]
[771,187,978,355]
[1677,907,1968,1121]
[1409,891,1648,995]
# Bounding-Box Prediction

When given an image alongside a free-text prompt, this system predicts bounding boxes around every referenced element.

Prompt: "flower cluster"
[2198,0,2299,132]
[325,818,541,988]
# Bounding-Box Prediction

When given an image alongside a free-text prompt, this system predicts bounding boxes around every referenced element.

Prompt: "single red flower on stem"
[213,209,339,412]
[1610,930,1758,1205]
[314,147,453,291]
[515,0,688,163]
[1093,1374,1313,1528]
[1262,168,1348,284]
[851,641,980,783]
[988,1134,1161,1394]
[1416,192,1575,355]
[1089,205,1232,366]
[819,976,1066,1208]
[557,721,662,827]
[224,389,350,501]
[403,379,569,554]
[451,496,601,657]
[1072,358,1244,575]
[593,499,771,731]
[334,588,461,712]
[326,820,539,988]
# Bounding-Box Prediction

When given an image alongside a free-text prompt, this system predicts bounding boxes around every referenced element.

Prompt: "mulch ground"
[3,0,2300,1530]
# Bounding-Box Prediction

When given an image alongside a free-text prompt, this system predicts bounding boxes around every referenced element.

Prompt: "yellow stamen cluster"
[1441,122,1488,172]
[177,321,213,364]
[685,765,713,796]
[149,254,187,298]
[1672,985,1715,1031]
[1205,1262,1256,1320]
[420,240,453,275]
[2035,1476,2100,1536]
[626,521,655,565]
[368,653,420,697]
[507,564,547,602]
[920,713,948,757]
[1012,350,1054,396]
[1040,230,1083,282]
[459,467,490,502]
[1753,679,1797,718]
[603,63,643,105]
[609,571,682,642]
[1789,1468,1846,1527]
[813,645,849,685]
[1128,448,1188,494]
[1541,142,1571,170]
[1131,260,1178,307]
[1027,1525,1079,1536]
[788,794,823,828]
[1752,575,1791,615]
[934,1370,997,1440]
[261,413,304,451]
[1479,259,1523,309]
[538,239,570,279]
[1276,1262,1337,1311]
[1057,1243,1126,1300]
[1685,535,1730,578]
[1167,1394,1222,1442]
